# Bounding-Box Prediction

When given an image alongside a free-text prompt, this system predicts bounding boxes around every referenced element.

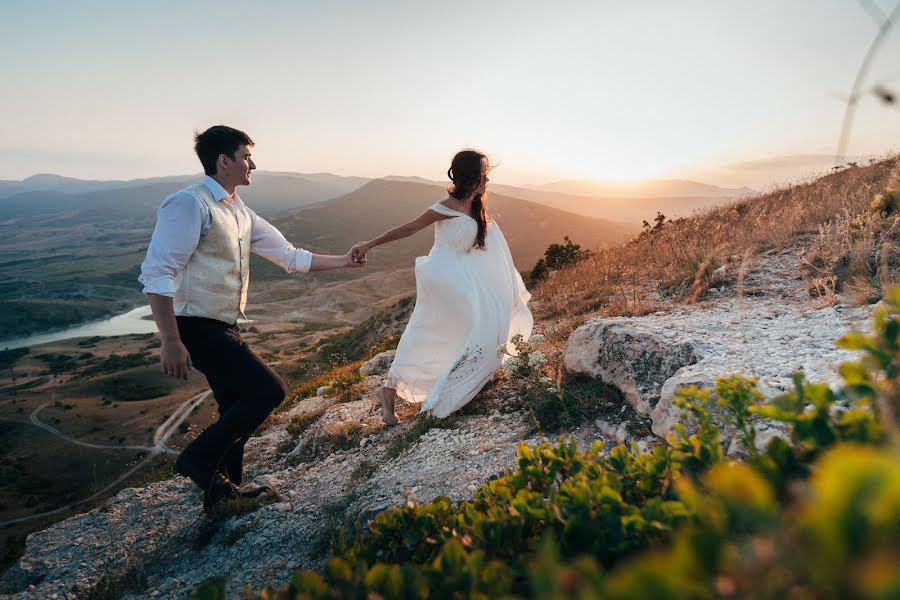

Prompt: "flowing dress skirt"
[386,221,533,417]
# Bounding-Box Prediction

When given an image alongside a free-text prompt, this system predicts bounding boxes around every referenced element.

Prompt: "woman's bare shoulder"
[436,195,461,210]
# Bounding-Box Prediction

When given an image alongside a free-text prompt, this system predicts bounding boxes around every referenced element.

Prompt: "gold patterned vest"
[178,183,251,323]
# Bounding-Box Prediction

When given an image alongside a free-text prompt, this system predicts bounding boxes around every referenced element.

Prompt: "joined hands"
[351,242,370,265]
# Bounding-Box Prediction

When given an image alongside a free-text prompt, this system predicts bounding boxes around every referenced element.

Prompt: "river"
[1,306,158,350]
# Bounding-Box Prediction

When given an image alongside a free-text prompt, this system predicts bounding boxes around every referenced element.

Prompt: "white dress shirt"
[139,176,313,298]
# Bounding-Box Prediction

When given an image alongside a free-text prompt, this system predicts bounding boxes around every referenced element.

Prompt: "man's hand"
[351,242,369,264]
[346,249,366,268]
[160,339,193,379]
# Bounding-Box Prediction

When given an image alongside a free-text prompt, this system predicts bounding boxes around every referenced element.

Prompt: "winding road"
[0,389,211,526]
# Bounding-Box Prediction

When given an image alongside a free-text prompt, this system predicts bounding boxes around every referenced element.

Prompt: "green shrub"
[204,287,899,600]
[530,236,592,284]
[866,191,899,215]
[500,334,620,433]
[78,351,154,378]
[36,352,78,374]
[0,348,28,371]
[281,363,365,411]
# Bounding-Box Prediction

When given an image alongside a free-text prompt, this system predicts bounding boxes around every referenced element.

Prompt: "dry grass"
[277,360,366,414]
[801,195,900,304]
[534,156,900,322]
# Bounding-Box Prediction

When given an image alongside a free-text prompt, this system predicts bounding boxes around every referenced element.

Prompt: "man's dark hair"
[193,125,254,176]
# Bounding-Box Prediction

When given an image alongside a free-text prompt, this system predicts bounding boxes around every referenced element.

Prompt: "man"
[139,125,364,514]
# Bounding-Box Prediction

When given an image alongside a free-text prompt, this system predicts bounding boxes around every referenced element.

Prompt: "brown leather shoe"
[202,476,238,515]
[235,485,274,500]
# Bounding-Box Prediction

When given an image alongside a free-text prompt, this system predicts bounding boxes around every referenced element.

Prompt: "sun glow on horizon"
[1,3,899,191]
[531,146,695,185]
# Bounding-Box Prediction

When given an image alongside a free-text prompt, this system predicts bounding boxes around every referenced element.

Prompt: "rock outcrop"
[359,350,395,376]
[563,247,871,438]
[564,319,702,416]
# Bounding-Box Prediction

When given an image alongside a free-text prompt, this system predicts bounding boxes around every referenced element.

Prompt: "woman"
[352,150,533,425]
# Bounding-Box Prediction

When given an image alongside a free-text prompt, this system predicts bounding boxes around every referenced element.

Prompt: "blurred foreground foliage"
[196,287,900,600]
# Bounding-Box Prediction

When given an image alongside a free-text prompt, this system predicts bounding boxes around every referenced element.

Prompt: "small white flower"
[527,351,546,369]
[496,344,509,359]
[539,376,554,385]
[547,387,557,394]
[502,357,520,376]
[528,334,545,344]
[510,333,523,344]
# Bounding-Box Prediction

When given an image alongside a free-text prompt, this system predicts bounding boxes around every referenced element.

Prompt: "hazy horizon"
[2,1,899,190]
[0,168,759,198]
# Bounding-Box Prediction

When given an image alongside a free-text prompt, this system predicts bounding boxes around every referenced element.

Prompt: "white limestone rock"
[564,319,702,415]
[360,350,396,376]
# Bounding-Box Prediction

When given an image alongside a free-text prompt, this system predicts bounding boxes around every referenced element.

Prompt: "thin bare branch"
[857,0,888,25]
[835,1,900,163]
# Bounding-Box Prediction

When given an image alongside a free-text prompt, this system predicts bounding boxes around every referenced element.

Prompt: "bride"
[352,150,533,424]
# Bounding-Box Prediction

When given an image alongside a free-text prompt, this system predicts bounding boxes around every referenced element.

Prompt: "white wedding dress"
[386,199,533,417]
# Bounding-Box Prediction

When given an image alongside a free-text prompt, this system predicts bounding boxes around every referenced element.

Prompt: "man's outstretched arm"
[248,209,365,272]
[309,251,366,271]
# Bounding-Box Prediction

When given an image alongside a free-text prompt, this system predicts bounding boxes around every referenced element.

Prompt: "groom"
[140,125,365,514]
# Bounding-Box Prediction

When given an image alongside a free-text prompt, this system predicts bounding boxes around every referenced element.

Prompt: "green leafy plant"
[499,334,616,433]
[530,236,592,283]
[208,286,899,600]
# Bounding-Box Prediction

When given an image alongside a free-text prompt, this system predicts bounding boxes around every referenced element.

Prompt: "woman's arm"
[353,209,449,257]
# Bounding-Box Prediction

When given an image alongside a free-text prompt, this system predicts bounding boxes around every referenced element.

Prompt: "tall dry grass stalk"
[803,161,900,303]
[534,156,899,322]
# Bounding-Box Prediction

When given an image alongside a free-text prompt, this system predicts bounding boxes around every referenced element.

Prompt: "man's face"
[220,144,256,187]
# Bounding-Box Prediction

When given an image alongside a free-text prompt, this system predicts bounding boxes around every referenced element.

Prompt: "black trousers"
[175,316,286,486]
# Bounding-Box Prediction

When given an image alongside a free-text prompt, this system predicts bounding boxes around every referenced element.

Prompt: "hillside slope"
[259,178,635,280]
[2,159,896,598]
[1,241,879,599]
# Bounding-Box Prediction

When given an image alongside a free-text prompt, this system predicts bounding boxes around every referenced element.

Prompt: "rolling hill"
[0,172,368,338]
[527,178,752,198]
[384,176,753,225]
[254,178,635,281]
[0,171,367,223]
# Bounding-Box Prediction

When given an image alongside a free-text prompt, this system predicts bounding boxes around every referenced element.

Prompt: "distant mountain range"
[0,173,194,198]
[0,170,640,338]
[383,176,753,224]
[0,167,762,338]
[254,179,632,281]
[0,171,754,226]
[525,178,753,199]
[0,172,369,223]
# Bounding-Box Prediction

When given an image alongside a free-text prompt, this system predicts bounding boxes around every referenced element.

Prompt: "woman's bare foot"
[375,387,399,426]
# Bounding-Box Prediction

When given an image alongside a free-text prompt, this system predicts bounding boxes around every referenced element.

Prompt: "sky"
[1,0,899,190]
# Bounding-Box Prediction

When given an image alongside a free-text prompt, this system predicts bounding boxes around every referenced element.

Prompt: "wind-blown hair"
[194,125,254,176]
[447,149,490,250]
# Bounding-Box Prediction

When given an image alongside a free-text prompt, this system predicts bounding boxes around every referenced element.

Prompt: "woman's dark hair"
[194,125,254,176]
[447,149,490,250]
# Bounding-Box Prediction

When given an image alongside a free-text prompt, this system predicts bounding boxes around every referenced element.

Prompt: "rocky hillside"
[0,234,875,598]
[5,158,897,598]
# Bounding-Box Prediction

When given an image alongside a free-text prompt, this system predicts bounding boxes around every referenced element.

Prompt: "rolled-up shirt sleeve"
[248,209,313,273]
[138,192,203,296]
